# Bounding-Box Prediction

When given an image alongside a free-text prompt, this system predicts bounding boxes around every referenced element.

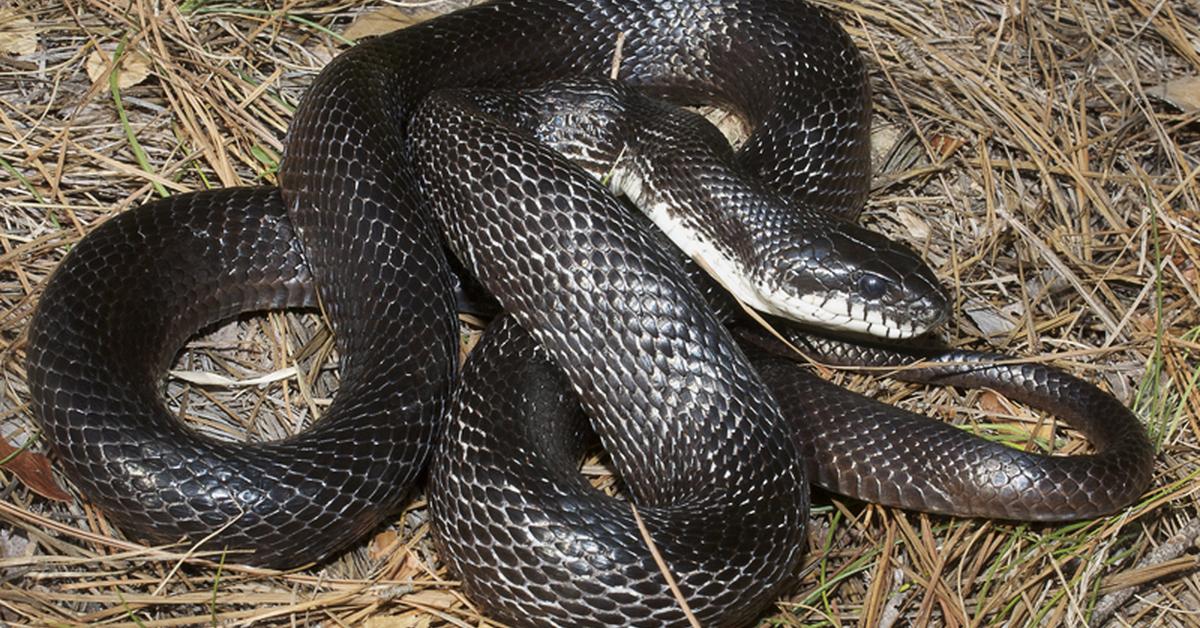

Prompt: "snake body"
[26,1,1153,625]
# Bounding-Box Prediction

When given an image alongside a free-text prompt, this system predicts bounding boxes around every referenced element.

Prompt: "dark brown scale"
[25,0,1153,625]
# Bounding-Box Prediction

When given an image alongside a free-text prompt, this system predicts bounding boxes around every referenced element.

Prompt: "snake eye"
[858,274,888,300]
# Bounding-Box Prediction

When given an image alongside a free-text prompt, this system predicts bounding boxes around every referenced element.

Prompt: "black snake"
[26,1,1153,625]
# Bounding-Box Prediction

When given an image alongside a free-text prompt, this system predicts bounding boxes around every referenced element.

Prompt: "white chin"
[773,296,919,340]
[800,313,918,339]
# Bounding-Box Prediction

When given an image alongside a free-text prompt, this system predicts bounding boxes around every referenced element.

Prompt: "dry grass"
[1,0,1198,625]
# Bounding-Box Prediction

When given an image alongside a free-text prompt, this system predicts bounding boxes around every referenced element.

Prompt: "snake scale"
[26,1,1153,625]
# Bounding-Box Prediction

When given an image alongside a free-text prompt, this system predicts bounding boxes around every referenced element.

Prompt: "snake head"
[754,219,949,339]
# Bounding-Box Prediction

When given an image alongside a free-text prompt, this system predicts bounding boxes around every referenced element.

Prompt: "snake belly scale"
[25,1,1153,625]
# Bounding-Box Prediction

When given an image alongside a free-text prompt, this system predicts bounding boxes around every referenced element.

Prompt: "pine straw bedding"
[0,0,1197,625]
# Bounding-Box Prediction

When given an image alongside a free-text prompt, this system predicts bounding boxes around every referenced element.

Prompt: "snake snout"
[761,224,949,339]
[845,231,949,338]
[898,259,950,335]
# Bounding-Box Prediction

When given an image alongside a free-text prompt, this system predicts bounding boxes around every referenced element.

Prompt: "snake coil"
[26,1,1152,625]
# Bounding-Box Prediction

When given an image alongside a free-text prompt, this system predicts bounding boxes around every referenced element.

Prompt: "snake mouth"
[778,293,928,339]
[679,242,934,339]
